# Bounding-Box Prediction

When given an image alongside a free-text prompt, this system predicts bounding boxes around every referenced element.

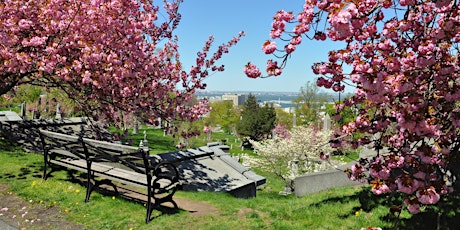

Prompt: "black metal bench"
[38,129,180,223]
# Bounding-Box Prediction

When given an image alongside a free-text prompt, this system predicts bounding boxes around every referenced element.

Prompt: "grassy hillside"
[1,129,456,229]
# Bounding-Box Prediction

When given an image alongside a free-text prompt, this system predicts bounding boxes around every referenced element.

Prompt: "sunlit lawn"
[1,130,459,229]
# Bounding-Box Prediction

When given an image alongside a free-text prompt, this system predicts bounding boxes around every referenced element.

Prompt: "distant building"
[222,94,246,106]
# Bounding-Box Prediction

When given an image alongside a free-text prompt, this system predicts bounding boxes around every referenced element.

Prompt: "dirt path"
[0,183,219,229]
[0,184,85,230]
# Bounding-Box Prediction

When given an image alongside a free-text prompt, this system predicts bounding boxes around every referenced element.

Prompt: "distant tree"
[275,108,293,129]
[236,94,276,141]
[293,81,330,125]
[204,100,239,134]
[258,104,277,137]
[325,101,358,128]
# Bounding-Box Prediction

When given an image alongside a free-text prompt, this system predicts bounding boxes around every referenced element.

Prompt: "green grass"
[1,132,459,229]
[121,126,256,156]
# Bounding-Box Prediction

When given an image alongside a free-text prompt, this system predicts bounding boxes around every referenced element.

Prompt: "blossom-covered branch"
[247,0,460,214]
[1,0,243,130]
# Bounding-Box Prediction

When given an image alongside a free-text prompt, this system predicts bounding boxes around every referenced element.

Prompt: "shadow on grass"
[61,170,181,218]
[392,192,460,230]
[0,138,44,181]
[303,187,460,230]
[0,136,23,152]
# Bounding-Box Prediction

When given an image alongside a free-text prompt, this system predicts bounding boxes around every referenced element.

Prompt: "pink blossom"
[346,163,365,181]
[262,40,277,54]
[82,71,92,84]
[203,125,211,134]
[404,199,421,214]
[18,19,33,30]
[371,181,390,195]
[266,60,282,76]
[416,187,441,204]
[244,62,262,78]
[369,166,390,180]
[400,0,416,6]
[387,155,404,168]
[319,152,330,160]
[284,44,296,54]
[396,175,423,194]
[290,36,302,45]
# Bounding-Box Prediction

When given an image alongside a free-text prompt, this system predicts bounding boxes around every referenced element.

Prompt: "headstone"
[36,97,42,119]
[323,113,331,131]
[20,102,26,120]
[132,116,139,134]
[289,160,299,178]
[279,179,294,195]
[55,103,62,119]
[142,130,148,150]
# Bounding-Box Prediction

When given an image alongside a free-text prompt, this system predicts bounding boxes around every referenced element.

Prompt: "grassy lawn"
[2,129,458,229]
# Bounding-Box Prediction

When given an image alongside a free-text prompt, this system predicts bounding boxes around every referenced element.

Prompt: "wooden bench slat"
[50,159,115,173]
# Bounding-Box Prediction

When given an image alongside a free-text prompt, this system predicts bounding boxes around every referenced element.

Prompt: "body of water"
[197,91,343,109]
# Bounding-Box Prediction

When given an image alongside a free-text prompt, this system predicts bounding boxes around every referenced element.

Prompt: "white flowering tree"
[248,125,341,191]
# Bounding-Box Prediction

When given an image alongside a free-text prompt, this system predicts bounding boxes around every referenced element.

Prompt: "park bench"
[38,129,180,223]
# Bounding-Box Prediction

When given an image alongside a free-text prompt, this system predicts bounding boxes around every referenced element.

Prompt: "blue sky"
[174,0,346,93]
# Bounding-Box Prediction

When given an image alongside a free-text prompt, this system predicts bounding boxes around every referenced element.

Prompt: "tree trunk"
[0,79,19,96]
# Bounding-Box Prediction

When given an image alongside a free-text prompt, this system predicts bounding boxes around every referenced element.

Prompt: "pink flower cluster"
[203,125,211,134]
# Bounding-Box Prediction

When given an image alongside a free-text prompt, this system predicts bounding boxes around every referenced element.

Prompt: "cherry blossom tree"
[248,126,338,191]
[244,0,460,217]
[1,0,243,131]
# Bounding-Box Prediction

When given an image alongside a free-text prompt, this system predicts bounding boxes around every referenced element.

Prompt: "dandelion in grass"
[112,196,115,200]
[31,181,37,187]
[75,189,80,193]
[355,211,360,216]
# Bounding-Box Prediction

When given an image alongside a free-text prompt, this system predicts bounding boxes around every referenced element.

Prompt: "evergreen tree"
[236,94,276,141]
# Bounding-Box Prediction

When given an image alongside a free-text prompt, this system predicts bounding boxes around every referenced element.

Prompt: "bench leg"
[42,149,50,180]
[85,173,93,203]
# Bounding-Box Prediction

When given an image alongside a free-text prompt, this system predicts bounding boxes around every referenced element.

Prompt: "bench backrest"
[40,129,148,174]
[82,137,147,174]
[39,129,87,160]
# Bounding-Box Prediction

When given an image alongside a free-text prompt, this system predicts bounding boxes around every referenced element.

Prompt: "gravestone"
[132,116,139,134]
[20,102,26,120]
[55,103,62,119]
[323,113,331,131]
